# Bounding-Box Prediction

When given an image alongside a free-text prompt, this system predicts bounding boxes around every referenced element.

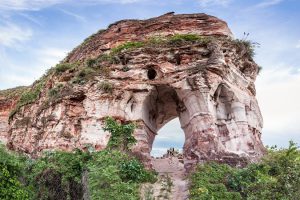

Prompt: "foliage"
[54,63,74,75]
[0,118,156,200]
[48,84,64,99]
[0,144,30,200]
[189,162,242,200]
[87,150,155,200]
[98,81,114,93]
[232,39,259,59]
[111,41,144,54]
[168,34,210,45]
[103,117,137,151]
[189,141,300,200]
[119,159,157,183]
[9,80,45,120]
[0,86,28,99]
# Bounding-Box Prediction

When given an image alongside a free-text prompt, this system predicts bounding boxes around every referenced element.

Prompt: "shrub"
[111,41,144,54]
[189,141,300,200]
[85,58,97,68]
[232,39,258,59]
[0,145,30,200]
[9,81,45,120]
[119,159,157,183]
[54,63,74,75]
[103,117,136,151]
[168,34,210,45]
[98,81,114,93]
[48,84,64,99]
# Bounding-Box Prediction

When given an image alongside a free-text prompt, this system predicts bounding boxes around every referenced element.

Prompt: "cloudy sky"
[0,0,299,156]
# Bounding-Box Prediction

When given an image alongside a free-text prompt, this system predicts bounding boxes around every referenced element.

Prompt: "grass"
[48,84,64,99]
[111,41,144,54]
[54,63,75,75]
[98,81,114,93]
[0,86,28,99]
[9,81,45,120]
[232,39,257,59]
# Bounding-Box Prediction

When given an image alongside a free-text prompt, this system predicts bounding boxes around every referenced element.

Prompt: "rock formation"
[0,13,265,169]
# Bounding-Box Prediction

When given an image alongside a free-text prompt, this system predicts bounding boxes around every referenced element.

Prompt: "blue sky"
[0,0,299,155]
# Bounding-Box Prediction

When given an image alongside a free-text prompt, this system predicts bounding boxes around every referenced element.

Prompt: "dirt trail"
[141,157,189,200]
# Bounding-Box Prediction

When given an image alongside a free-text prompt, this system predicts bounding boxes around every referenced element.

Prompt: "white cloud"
[255,0,283,8]
[0,0,67,11]
[0,22,32,47]
[59,8,86,22]
[0,0,145,11]
[198,0,232,7]
[256,68,300,136]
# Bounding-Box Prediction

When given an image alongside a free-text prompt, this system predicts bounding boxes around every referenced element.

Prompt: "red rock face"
[0,94,21,144]
[66,12,233,63]
[2,13,264,170]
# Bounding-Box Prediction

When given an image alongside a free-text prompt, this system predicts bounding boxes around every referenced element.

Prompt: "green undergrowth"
[0,86,28,99]
[9,81,45,120]
[189,141,300,200]
[0,117,156,200]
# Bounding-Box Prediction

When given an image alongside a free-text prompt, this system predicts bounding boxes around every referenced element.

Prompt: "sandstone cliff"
[0,13,264,169]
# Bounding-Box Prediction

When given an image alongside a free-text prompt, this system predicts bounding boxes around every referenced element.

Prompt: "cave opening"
[147,68,157,80]
[141,85,186,161]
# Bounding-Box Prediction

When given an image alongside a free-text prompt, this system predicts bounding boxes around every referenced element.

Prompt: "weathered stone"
[0,13,264,169]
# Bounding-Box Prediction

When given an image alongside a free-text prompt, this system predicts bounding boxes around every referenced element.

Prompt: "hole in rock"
[147,68,157,80]
[151,118,184,158]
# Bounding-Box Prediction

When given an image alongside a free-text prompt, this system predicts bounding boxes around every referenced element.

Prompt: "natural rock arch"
[1,13,265,170]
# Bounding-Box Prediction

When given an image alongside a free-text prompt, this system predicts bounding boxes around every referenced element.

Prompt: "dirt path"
[141,157,189,200]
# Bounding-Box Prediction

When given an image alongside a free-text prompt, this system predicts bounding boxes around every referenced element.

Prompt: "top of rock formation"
[66,12,233,62]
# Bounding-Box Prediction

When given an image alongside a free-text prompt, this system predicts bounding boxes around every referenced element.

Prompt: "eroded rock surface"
[0,13,264,169]
[0,87,26,144]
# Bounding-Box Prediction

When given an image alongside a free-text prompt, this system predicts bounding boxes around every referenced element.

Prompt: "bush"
[98,81,114,93]
[189,141,300,200]
[9,81,45,120]
[0,145,30,200]
[48,84,64,99]
[0,131,156,200]
[119,159,157,183]
[103,117,136,151]
[54,63,74,75]
[111,41,144,54]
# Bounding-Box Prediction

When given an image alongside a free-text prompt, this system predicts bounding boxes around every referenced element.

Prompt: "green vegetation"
[103,117,137,151]
[232,39,257,59]
[0,86,28,99]
[0,117,156,200]
[98,81,114,93]
[54,63,75,75]
[0,145,30,200]
[48,84,64,99]
[111,41,144,54]
[190,141,300,200]
[9,81,45,120]
[167,34,211,45]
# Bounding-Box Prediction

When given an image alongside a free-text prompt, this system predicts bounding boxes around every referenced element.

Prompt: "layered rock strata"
[1,13,265,169]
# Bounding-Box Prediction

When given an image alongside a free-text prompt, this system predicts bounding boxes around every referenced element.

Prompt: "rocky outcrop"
[2,13,265,169]
[0,87,27,144]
